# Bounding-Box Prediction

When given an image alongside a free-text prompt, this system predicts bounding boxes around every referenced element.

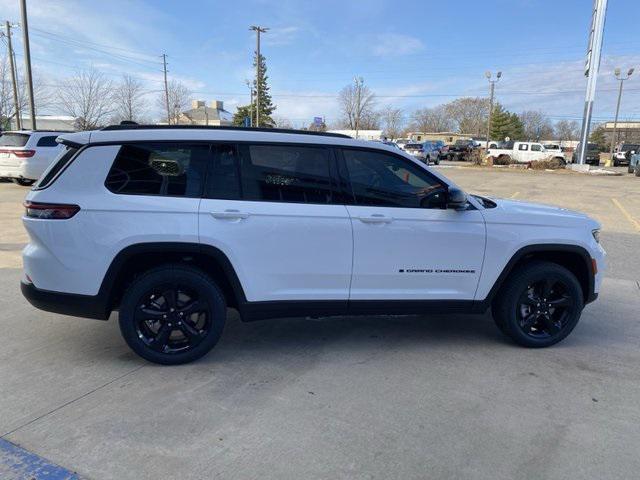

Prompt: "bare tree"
[444,97,490,135]
[58,69,114,130]
[338,77,376,132]
[112,74,147,123]
[519,110,555,141]
[410,105,453,133]
[555,120,580,141]
[0,56,51,128]
[272,115,293,129]
[158,79,191,125]
[379,106,404,139]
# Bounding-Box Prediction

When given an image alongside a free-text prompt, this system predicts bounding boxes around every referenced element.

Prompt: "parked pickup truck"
[487,141,567,164]
[447,139,476,161]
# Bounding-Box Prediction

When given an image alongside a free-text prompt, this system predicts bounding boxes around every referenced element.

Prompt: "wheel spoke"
[150,324,172,352]
[139,306,165,318]
[179,319,203,342]
[539,315,561,335]
[161,289,177,309]
[549,296,571,308]
[541,279,553,299]
[179,299,205,316]
[521,313,538,331]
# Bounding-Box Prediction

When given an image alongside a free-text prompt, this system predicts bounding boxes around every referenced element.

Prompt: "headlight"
[592,229,600,244]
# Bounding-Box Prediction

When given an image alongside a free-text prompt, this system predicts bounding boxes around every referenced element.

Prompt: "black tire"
[628,165,635,174]
[493,261,584,348]
[12,178,36,186]
[118,264,226,365]
[613,159,618,167]
[635,165,640,177]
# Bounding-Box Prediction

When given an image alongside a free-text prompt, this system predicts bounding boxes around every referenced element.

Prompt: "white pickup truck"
[487,142,568,165]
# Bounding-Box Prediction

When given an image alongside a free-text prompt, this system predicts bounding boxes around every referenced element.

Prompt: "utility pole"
[250,25,268,127]
[161,53,170,124]
[19,0,36,130]
[245,79,253,127]
[354,77,362,139]
[577,0,608,165]
[608,67,634,160]
[4,21,21,130]
[484,71,502,150]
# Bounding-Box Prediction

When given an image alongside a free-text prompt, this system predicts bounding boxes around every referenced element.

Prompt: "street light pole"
[485,71,502,150]
[249,25,268,127]
[4,21,21,130]
[19,0,36,130]
[608,67,634,160]
[245,79,253,127]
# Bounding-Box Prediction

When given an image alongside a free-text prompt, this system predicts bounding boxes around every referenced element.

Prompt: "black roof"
[101,124,351,139]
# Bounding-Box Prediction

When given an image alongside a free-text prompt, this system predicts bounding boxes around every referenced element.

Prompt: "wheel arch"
[480,244,595,310]
[100,242,247,315]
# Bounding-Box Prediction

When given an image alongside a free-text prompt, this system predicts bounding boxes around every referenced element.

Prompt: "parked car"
[571,143,601,166]
[488,141,567,164]
[0,130,68,186]
[394,138,411,151]
[613,143,639,167]
[21,125,605,364]
[447,139,476,161]
[629,151,640,175]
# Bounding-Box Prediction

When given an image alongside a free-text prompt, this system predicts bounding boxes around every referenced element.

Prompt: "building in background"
[9,115,76,131]
[327,129,383,140]
[407,132,474,145]
[179,100,233,126]
[602,121,640,145]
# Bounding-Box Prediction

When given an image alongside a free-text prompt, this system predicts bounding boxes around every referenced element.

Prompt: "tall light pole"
[161,53,170,124]
[19,0,36,129]
[245,79,253,127]
[577,0,608,165]
[608,67,634,160]
[3,22,21,129]
[485,71,501,150]
[249,25,268,127]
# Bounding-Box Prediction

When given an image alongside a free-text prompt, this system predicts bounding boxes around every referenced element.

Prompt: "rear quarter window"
[34,146,79,189]
[36,136,59,147]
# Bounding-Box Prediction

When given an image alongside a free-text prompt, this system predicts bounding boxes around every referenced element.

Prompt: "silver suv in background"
[0,130,68,186]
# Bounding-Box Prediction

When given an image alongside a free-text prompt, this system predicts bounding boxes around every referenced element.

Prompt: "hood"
[484,198,600,230]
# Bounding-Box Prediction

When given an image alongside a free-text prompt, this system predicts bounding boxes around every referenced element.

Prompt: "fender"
[474,243,595,312]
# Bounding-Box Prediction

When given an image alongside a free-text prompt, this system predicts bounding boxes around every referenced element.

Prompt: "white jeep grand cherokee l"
[21,125,606,365]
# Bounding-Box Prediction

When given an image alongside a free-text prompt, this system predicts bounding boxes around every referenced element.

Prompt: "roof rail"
[100,124,351,139]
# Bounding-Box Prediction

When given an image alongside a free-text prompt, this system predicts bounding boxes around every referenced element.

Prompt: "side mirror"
[447,187,468,210]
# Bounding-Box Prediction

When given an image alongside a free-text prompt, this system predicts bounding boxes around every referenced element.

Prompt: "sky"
[1,0,639,127]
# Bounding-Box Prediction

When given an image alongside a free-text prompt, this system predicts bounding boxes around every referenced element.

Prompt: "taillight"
[24,201,80,219]
[0,149,36,158]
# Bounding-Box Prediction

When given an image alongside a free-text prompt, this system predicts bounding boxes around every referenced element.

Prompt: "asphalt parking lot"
[1,166,639,480]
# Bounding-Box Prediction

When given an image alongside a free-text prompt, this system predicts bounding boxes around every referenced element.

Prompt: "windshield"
[0,133,30,147]
[405,144,422,150]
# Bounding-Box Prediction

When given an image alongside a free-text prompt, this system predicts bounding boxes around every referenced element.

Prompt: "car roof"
[57,126,398,153]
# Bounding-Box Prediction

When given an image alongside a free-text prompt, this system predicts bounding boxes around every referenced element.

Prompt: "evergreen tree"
[233,52,276,127]
[489,105,524,141]
[589,124,607,150]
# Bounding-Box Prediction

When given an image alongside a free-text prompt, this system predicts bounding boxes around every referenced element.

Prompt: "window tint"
[531,144,542,152]
[105,143,208,197]
[342,149,447,209]
[36,136,59,147]
[204,144,242,200]
[518,144,529,151]
[34,146,78,190]
[240,144,334,204]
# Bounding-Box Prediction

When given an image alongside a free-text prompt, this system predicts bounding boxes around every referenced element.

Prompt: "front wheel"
[118,265,226,365]
[12,178,36,186]
[493,261,584,347]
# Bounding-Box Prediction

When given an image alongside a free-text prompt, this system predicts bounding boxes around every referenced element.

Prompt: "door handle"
[210,209,250,220]
[357,214,393,224]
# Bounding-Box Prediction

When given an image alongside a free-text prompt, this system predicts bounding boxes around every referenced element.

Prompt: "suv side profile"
[21,126,605,365]
[0,130,68,185]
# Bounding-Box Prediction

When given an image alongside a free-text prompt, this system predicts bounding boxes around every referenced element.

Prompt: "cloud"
[264,26,301,46]
[371,34,425,57]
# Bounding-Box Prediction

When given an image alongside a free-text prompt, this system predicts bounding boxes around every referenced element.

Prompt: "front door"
[340,147,486,301]
[198,142,352,303]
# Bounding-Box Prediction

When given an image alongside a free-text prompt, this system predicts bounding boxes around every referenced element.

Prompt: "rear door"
[198,142,352,303]
[339,147,486,301]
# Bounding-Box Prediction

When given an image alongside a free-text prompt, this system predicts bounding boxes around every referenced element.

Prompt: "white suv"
[21,125,606,364]
[0,130,67,185]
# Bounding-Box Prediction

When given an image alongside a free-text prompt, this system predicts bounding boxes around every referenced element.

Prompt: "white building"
[327,129,383,141]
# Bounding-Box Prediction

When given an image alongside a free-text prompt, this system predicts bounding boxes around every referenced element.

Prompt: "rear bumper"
[21,281,110,320]
[0,161,42,180]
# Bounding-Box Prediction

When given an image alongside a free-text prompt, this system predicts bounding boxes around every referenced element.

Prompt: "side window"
[240,144,334,204]
[342,149,447,209]
[36,136,59,147]
[531,144,542,152]
[204,144,242,200]
[105,143,209,197]
[518,144,529,151]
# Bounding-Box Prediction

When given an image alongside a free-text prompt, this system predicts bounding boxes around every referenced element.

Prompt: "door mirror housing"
[447,187,468,210]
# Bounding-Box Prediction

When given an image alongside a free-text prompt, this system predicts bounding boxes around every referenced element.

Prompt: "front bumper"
[21,281,110,320]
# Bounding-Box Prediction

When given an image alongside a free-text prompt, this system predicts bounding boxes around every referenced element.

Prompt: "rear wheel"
[118,265,226,365]
[493,261,583,347]
[12,178,36,186]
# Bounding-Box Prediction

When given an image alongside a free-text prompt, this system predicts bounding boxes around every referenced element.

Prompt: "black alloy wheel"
[516,278,574,339]
[119,265,226,364]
